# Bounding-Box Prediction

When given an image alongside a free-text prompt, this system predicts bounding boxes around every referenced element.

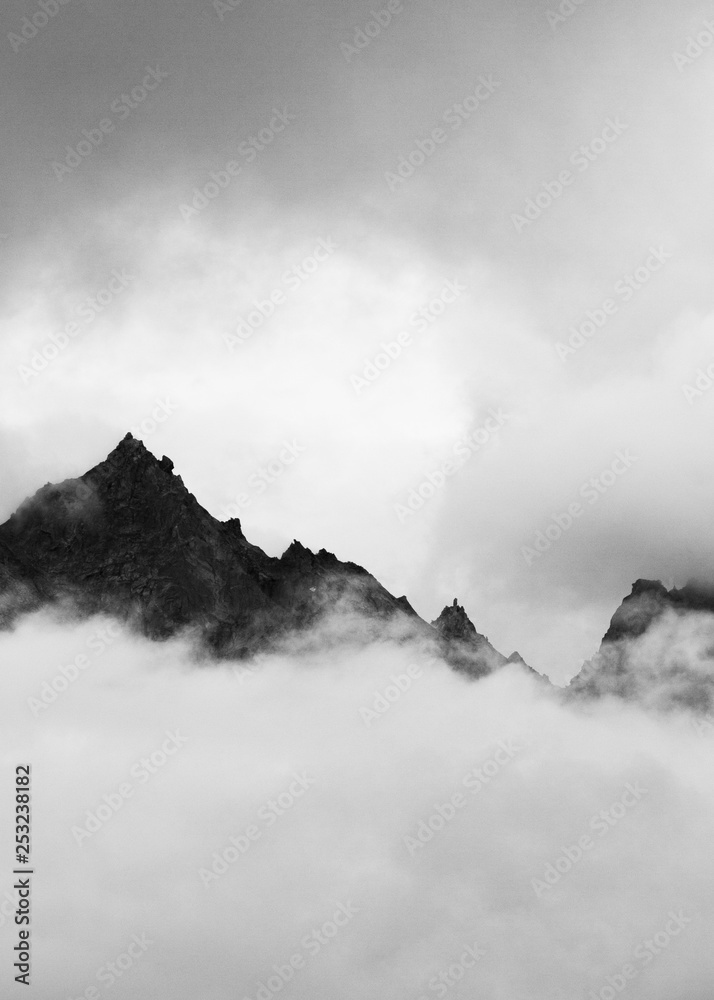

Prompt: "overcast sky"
[3,0,714,681]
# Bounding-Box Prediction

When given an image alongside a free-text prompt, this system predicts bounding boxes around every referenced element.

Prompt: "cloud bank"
[2,610,714,998]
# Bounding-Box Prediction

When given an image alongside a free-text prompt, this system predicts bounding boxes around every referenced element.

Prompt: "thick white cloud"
[2,612,714,998]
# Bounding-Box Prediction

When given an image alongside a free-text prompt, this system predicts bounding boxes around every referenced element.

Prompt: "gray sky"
[2,0,714,681]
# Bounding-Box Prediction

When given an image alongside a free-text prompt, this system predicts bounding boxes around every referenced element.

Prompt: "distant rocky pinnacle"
[429,598,511,677]
[0,434,530,678]
[567,578,714,710]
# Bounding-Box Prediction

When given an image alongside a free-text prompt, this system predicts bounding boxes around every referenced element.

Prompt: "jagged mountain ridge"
[6,434,714,704]
[0,434,517,675]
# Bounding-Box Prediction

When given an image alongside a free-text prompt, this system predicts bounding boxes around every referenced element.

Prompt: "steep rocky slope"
[0,434,519,677]
[567,578,714,709]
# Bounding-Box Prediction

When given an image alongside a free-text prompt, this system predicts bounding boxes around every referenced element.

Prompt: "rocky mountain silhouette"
[428,599,535,677]
[7,435,714,705]
[0,434,524,678]
[567,578,714,710]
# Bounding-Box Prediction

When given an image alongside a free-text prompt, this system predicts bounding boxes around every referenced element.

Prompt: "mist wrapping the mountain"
[2,607,713,1000]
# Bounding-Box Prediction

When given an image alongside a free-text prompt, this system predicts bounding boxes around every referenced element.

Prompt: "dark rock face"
[430,599,509,677]
[0,435,521,678]
[567,578,714,710]
[600,579,672,644]
[431,599,484,644]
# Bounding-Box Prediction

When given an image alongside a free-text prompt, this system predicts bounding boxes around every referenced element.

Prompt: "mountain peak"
[85,436,185,504]
[105,432,169,468]
[0,439,522,673]
[431,599,482,643]
[428,599,514,678]
[567,575,714,709]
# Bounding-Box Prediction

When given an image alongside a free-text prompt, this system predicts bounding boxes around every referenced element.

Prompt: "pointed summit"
[0,435,221,637]
[0,438,453,658]
[0,438,520,673]
[567,577,714,709]
[431,599,508,678]
[103,432,164,468]
[431,599,482,644]
[109,434,172,474]
[82,436,187,513]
